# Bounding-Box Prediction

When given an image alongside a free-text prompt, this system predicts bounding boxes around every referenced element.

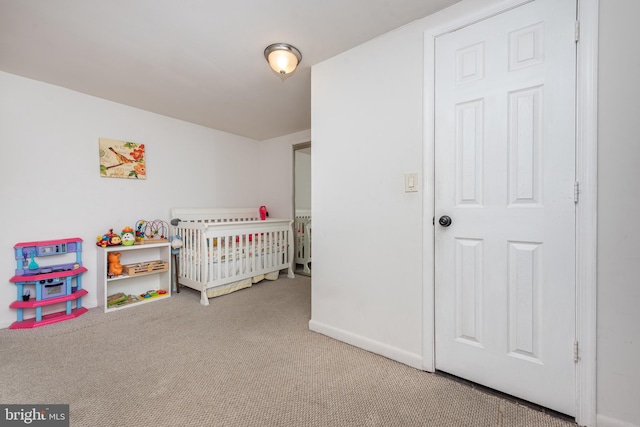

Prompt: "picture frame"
[99,138,146,179]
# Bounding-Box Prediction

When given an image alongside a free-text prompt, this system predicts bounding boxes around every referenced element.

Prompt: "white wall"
[311,1,640,426]
[0,71,261,328]
[310,6,426,367]
[258,129,311,220]
[596,1,640,426]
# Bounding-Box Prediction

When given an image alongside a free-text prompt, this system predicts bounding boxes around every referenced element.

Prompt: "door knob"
[439,215,452,227]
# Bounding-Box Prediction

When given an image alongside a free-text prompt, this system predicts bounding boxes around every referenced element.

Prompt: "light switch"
[405,172,419,192]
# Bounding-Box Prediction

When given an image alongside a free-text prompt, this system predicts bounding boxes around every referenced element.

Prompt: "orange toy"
[108,252,123,276]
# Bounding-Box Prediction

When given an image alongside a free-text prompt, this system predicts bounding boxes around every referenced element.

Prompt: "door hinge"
[575,21,580,43]
[573,341,579,363]
[574,182,580,203]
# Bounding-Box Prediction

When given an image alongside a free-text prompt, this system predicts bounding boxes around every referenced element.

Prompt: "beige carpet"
[0,274,576,427]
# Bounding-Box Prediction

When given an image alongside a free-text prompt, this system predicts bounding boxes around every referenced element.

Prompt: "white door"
[434,0,577,416]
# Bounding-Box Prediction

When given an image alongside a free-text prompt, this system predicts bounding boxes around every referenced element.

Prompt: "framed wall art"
[99,138,146,179]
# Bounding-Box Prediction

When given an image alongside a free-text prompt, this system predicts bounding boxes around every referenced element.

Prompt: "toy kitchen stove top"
[13,239,82,278]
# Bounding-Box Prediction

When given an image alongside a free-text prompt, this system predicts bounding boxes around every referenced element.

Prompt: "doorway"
[293,142,311,276]
[433,0,576,416]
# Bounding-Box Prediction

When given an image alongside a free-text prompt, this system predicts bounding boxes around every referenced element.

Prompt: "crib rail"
[170,207,261,223]
[294,216,311,274]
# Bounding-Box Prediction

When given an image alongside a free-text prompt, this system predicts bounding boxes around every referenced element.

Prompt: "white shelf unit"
[97,242,171,313]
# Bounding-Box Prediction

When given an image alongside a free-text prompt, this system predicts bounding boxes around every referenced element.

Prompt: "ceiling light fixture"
[264,43,302,76]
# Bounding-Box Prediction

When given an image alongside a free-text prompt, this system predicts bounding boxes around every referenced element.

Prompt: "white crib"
[294,209,311,275]
[170,208,295,306]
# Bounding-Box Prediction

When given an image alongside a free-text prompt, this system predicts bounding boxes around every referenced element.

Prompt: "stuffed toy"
[170,235,183,255]
[121,226,135,246]
[108,252,123,276]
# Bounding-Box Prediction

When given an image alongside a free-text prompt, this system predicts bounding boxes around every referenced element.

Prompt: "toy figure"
[97,229,121,247]
[107,252,123,276]
[96,235,109,248]
[121,226,135,246]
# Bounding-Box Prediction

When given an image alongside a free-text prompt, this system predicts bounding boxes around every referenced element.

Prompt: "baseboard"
[308,319,423,370]
[597,414,640,427]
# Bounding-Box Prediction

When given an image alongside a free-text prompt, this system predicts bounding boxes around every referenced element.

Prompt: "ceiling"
[0,0,460,141]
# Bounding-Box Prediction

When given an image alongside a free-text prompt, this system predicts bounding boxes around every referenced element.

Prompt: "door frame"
[292,141,312,276]
[292,140,312,222]
[421,1,598,425]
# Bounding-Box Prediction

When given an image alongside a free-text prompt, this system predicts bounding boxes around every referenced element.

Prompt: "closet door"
[434,0,577,416]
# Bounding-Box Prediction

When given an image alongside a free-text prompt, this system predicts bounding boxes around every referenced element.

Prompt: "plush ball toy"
[121,226,135,246]
[170,235,183,255]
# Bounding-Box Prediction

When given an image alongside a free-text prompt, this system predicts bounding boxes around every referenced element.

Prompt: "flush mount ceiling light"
[264,43,302,76]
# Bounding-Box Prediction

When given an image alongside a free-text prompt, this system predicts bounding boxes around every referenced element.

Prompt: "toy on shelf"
[134,219,169,244]
[96,235,109,248]
[139,289,168,299]
[122,260,168,276]
[107,252,123,277]
[121,226,135,246]
[9,237,88,329]
[96,229,122,247]
[107,292,128,307]
[105,288,168,308]
[135,221,145,242]
[106,293,142,308]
